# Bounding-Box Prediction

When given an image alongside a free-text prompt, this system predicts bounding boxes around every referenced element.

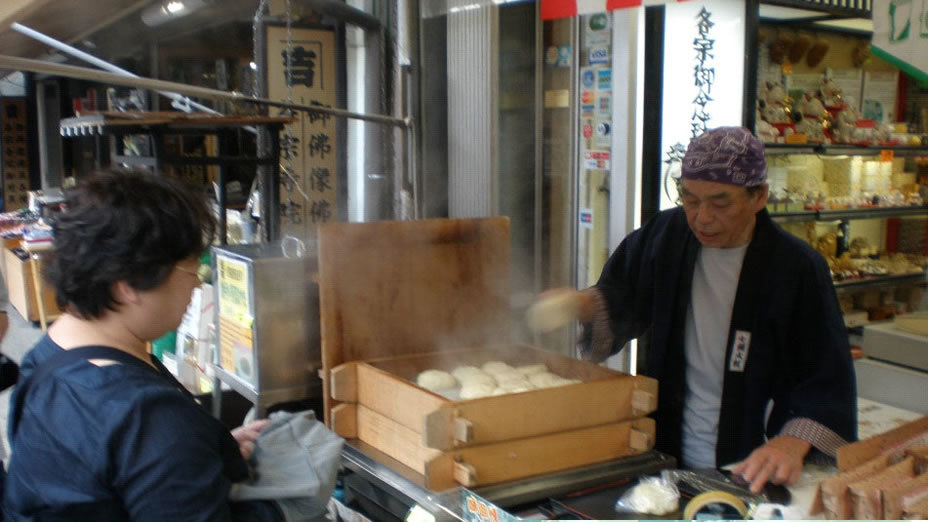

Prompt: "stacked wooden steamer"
[812,416,928,519]
[318,217,659,491]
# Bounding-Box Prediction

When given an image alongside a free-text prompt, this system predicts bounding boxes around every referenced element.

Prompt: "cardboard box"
[319,217,658,490]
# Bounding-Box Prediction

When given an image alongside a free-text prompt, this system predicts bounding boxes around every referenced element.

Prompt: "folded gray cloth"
[230,410,345,521]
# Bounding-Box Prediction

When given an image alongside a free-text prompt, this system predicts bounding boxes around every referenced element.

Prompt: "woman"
[3,170,279,521]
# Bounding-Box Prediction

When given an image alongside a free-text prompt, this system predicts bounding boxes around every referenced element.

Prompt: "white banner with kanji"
[871,0,928,83]
[541,0,691,20]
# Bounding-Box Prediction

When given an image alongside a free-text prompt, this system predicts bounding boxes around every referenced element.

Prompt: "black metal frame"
[58,116,286,244]
[640,5,665,224]
[743,0,761,134]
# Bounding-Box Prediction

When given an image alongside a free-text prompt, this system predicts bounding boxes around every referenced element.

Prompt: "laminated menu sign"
[862,70,899,123]
[217,255,255,384]
[462,489,517,522]
[266,26,338,240]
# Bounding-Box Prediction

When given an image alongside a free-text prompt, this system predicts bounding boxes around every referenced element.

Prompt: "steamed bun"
[458,373,496,388]
[516,364,547,376]
[482,361,513,375]
[460,382,495,399]
[529,372,563,388]
[451,366,483,381]
[416,369,457,391]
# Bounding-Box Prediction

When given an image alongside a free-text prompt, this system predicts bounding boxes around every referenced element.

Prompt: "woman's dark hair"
[46,169,216,319]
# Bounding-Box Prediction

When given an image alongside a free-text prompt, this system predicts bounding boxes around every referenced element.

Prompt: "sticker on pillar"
[582,123,593,139]
[597,93,612,117]
[594,120,611,148]
[589,46,609,66]
[597,69,612,90]
[580,208,594,229]
[585,13,611,46]
[581,67,596,89]
[544,89,570,108]
[557,45,571,67]
[583,150,610,170]
[545,46,559,66]
[581,90,596,117]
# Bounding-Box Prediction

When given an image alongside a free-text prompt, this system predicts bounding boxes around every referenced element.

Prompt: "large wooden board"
[319,217,510,423]
[837,416,928,471]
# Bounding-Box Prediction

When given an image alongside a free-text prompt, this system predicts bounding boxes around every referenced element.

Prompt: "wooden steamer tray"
[319,217,657,490]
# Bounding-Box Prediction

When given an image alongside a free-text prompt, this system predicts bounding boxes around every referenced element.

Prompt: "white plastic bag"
[614,475,680,516]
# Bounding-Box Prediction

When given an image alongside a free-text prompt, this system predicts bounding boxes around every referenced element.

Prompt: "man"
[533,127,856,493]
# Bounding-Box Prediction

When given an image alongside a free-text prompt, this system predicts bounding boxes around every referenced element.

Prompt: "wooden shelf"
[833,273,927,293]
[764,143,928,157]
[771,206,928,222]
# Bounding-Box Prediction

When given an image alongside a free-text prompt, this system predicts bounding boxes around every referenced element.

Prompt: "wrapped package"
[815,454,891,518]
[893,172,917,190]
[906,446,928,474]
[822,157,855,197]
[892,157,906,175]
[862,160,881,193]
[903,497,928,519]
[884,471,928,519]
[847,456,915,519]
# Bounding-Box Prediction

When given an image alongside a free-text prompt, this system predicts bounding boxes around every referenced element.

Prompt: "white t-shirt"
[680,244,748,469]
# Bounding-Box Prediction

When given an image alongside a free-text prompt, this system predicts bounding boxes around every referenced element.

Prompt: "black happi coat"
[594,207,857,466]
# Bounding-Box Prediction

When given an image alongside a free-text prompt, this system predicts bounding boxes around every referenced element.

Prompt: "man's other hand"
[731,435,811,493]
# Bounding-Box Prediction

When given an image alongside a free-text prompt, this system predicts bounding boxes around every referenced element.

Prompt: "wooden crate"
[319,217,658,490]
[4,246,60,322]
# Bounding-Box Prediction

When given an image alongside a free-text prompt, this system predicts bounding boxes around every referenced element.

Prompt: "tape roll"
[683,490,748,520]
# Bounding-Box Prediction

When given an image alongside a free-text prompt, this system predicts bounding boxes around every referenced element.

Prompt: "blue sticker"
[589,46,608,65]
[597,69,611,90]
[582,69,596,89]
[557,45,571,67]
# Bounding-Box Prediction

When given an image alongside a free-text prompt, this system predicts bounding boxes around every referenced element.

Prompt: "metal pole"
[12,22,223,117]
[0,54,409,128]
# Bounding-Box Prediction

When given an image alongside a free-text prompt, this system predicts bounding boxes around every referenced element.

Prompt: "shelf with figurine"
[756,78,928,154]
[833,273,926,292]
[769,204,928,223]
[810,232,928,290]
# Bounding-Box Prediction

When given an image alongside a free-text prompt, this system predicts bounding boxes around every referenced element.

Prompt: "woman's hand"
[231,419,271,460]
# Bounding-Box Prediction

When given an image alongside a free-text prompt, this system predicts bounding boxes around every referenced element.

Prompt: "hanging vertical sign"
[266,25,337,239]
[871,0,928,83]
[659,0,745,210]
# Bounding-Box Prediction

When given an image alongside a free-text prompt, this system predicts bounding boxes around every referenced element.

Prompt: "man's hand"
[731,435,811,493]
[526,288,594,333]
[231,419,271,460]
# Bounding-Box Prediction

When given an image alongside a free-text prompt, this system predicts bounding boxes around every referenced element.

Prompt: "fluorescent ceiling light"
[141,0,207,26]
[813,18,874,33]
[759,5,827,20]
